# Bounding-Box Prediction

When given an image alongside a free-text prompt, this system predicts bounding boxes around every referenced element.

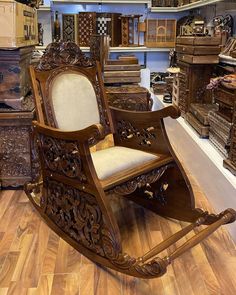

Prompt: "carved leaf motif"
[36,41,94,71]
[42,178,168,277]
[117,120,156,146]
[39,134,87,182]
[0,126,31,177]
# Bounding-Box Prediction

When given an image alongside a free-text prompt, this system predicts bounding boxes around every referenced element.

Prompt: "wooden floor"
[0,172,236,295]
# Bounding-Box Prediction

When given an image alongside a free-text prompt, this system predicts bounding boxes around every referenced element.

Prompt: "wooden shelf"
[52,0,151,4]
[150,0,223,12]
[35,45,172,52]
[38,5,51,11]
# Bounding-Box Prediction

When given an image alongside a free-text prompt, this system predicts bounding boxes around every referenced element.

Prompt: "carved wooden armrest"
[110,105,180,154]
[109,105,180,123]
[25,121,106,198]
[32,121,106,144]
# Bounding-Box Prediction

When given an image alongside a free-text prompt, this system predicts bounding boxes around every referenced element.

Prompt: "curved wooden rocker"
[25,41,236,279]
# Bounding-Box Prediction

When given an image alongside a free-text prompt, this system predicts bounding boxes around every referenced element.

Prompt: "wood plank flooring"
[0,175,235,295]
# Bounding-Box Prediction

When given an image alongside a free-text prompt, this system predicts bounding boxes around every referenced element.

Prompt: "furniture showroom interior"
[0,0,236,294]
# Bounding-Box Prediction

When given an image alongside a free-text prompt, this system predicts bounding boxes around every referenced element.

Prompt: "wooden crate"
[0,0,38,48]
[145,19,176,48]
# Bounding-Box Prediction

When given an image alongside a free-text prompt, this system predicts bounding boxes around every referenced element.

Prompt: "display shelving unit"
[150,0,223,12]
[37,0,224,52]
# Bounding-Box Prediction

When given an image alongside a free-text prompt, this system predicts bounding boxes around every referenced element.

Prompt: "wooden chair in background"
[25,41,236,279]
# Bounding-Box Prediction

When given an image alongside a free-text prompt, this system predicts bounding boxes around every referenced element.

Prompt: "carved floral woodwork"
[0,106,35,187]
[36,41,94,71]
[107,164,172,206]
[38,134,87,183]
[116,119,156,147]
[0,126,30,177]
[41,178,168,278]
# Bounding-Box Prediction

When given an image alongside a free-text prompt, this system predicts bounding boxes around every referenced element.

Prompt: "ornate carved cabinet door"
[0,103,35,187]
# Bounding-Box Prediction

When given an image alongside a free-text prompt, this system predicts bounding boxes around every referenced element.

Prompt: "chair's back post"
[29,65,45,124]
[96,61,115,133]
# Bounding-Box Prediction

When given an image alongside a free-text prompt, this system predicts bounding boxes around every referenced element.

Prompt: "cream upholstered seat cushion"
[91,146,158,180]
[50,72,100,131]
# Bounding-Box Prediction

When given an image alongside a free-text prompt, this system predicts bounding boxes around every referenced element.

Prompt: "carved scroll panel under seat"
[26,41,236,279]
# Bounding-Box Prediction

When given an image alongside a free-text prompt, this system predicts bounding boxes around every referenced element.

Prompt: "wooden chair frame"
[25,42,236,279]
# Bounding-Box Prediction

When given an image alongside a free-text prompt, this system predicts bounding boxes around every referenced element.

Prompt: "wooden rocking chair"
[25,41,236,279]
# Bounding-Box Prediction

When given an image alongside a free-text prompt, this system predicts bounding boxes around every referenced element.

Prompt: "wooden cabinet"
[174,61,215,115]
[0,97,35,187]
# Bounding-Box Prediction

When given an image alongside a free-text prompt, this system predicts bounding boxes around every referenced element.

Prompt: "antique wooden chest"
[0,46,34,109]
[185,112,210,138]
[177,54,219,64]
[0,0,38,48]
[105,86,152,111]
[189,103,218,126]
[185,103,218,138]
[176,36,221,46]
[176,45,221,56]
[0,96,35,187]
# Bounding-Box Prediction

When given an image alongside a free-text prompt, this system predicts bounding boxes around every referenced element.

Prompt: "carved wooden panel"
[121,15,141,47]
[77,12,97,47]
[62,14,77,42]
[0,104,35,187]
[106,86,152,111]
[90,34,110,67]
[36,41,94,71]
[96,13,121,47]
[38,175,168,277]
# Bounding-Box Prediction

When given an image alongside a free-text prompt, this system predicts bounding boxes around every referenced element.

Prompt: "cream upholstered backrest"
[50,72,100,131]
